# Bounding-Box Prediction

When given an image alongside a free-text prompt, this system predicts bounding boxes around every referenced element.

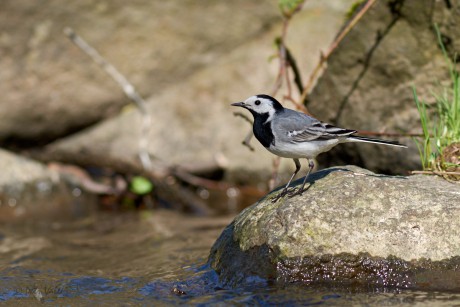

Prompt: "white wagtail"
[231,94,407,201]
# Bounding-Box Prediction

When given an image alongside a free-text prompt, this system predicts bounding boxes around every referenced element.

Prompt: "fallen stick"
[64,27,153,171]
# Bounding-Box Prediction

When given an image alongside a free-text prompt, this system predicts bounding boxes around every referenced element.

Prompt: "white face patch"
[243,96,276,123]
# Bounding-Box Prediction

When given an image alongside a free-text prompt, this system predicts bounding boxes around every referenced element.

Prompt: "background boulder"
[0,0,279,147]
[307,0,459,174]
[37,1,354,185]
[0,149,95,222]
[5,0,457,187]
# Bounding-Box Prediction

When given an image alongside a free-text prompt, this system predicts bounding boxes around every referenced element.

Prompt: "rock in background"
[0,149,96,222]
[5,0,454,187]
[0,0,279,147]
[37,1,354,186]
[307,0,459,174]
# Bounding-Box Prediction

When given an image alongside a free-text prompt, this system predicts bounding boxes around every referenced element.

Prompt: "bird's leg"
[288,159,314,197]
[272,158,301,202]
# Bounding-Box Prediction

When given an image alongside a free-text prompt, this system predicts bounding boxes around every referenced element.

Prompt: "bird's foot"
[287,185,309,198]
[271,187,297,203]
[287,188,306,198]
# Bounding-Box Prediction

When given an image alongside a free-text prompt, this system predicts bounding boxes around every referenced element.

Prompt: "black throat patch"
[251,111,274,148]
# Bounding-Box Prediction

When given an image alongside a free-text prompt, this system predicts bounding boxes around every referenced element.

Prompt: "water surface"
[0,210,459,305]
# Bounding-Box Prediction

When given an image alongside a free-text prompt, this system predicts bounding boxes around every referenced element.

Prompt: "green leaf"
[278,0,304,17]
[130,176,154,195]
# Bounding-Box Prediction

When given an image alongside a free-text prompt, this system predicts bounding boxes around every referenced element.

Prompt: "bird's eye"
[255,100,261,105]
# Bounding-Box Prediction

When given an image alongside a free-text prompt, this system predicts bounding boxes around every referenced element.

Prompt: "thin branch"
[48,162,127,195]
[233,112,253,125]
[412,169,460,183]
[300,51,326,105]
[64,27,153,171]
[233,112,255,151]
[298,0,378,105]
[273,21,309,113]
[285,45,304,95]
[242,132,255,151]
[412,170,460,175]
[172,167,265,197]
[284,56,294,102]
[271,36,287,97]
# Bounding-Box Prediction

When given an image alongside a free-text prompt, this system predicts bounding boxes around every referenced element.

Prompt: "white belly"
[267,139,341,159]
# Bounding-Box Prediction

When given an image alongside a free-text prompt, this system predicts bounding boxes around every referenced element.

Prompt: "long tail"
[348,135,407,148]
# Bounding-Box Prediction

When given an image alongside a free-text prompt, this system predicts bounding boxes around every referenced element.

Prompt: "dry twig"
[172,167,265,197]
[64,27,153,171]
[411,170,460,184]
[298,0,377,105]
[272,7,309,113]
[48,162,127,195]
[233,112,256,151]
[412,170,460,175]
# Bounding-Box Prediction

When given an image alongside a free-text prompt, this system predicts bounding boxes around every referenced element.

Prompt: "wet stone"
[208,165,460,291]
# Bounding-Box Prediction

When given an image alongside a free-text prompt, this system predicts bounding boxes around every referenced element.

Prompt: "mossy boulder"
[209,166,460,291]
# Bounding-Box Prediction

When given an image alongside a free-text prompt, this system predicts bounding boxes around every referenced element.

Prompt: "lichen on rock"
[209,166,460,290]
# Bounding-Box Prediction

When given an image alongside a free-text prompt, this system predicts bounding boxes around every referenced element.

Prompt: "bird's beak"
[231,102,246,107]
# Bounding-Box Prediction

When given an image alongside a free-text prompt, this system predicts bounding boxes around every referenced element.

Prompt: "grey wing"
[274,110,356,143]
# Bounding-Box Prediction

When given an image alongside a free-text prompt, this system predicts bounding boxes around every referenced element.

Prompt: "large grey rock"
[39,1,355,185]
[307,0,460,174]
[0,0,279,146]
[208,166,460,290]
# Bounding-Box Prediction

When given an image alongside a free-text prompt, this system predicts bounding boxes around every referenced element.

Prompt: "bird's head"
[231,95,284,118]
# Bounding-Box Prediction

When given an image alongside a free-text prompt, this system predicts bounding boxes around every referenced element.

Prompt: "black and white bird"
[232,94,406,201]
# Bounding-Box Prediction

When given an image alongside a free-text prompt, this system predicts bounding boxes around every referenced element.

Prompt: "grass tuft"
[412,25,460,179]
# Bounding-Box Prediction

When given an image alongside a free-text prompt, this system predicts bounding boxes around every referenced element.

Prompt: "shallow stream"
[1,209,459,305]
